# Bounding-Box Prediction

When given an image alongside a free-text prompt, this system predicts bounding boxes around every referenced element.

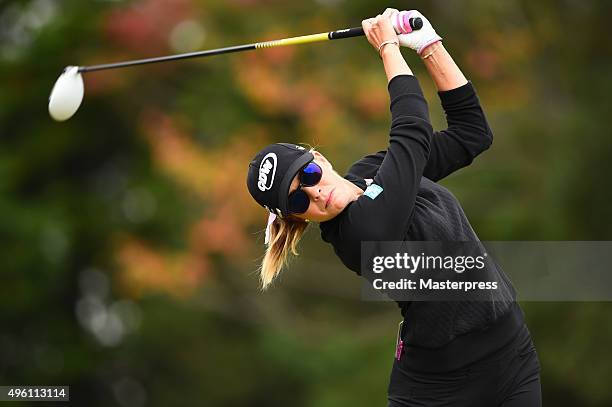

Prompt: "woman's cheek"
[332,196,345,213]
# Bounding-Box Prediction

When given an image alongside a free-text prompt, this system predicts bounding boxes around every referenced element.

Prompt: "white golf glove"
[391,9,442,55]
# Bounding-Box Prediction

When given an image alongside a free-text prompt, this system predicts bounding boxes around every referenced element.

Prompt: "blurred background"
[1,0,612,405]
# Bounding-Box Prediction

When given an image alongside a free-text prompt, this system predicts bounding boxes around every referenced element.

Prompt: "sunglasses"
[287,162,323,214]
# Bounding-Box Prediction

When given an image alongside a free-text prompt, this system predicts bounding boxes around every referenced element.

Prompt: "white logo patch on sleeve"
[364,183,383,200]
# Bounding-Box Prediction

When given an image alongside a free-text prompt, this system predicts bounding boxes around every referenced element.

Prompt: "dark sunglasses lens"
[300,162,322,186]
[288,190,310,214]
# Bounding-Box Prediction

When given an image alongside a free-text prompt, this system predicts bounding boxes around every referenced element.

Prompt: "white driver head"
[48,66,84,121]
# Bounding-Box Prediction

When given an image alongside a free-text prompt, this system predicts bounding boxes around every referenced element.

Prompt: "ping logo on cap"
[258,153,277,191]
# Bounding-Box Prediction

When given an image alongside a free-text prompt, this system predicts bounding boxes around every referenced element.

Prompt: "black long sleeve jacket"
[319,75,524,373]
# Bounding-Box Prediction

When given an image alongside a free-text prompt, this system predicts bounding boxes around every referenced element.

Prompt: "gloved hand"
[387,8,442,55]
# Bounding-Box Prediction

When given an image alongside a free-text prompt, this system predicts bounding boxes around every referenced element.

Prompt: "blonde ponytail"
[260,216,309,290]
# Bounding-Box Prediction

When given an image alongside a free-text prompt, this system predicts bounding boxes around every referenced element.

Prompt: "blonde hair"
[260,216,309,290]
[258,145,317,290]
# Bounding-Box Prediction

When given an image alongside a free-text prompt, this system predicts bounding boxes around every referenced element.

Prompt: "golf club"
[48,12,422,121]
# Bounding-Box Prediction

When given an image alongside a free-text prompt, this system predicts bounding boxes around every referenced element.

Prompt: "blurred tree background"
[1,0,611,405]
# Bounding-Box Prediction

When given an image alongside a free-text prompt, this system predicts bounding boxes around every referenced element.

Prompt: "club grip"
[329,27,366,40]
[393,12,424,34]
[329,17,422,40]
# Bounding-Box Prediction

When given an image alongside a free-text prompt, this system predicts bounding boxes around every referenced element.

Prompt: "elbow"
[472,118,494,154]
[482,125,494,151]
[463,126,493,160]
[480,108,494,150]
[471,105,494,153]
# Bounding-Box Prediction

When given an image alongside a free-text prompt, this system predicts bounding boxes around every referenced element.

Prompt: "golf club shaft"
[78,19,421,73]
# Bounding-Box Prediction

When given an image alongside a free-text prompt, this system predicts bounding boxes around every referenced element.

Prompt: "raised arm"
[391,10,494,182]
[346,14,432,241]
[420,41,467,91]
[361,10,414,81]
[420,42,494,181]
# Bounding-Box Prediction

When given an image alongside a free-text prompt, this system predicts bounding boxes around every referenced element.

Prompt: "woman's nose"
[302,185,321,201]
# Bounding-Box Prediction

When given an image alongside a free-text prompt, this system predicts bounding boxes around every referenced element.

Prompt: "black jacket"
[319,75,524,372]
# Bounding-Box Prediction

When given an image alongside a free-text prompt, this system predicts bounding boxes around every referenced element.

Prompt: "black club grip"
[329,17,423,40]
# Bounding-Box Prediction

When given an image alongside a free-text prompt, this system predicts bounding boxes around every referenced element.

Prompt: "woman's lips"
[325,188,335,209]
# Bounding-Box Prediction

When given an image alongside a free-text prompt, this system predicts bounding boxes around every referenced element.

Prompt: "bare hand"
[361,9,399,55]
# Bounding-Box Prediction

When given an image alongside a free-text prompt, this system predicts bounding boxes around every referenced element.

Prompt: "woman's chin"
[325,204,343,220]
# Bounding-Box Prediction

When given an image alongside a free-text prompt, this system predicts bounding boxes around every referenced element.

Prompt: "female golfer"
[246,9,541,407]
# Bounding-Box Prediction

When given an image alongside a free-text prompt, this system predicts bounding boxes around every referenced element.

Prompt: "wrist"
[418,38,442,56]
[420,40,442,58]
[379,41,400,59]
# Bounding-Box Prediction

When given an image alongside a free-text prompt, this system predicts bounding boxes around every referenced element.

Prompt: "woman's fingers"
[361,18,372,37]
[364,11,397,31]
[361,18,375,48]
[376,14,399,39]
[362,18,378,37]
[364,18,376,27]
[361,18,372,31]
[362,14,399,52]
[383,8,399,18]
